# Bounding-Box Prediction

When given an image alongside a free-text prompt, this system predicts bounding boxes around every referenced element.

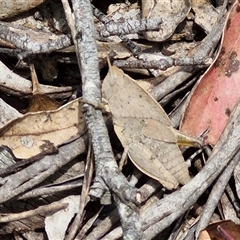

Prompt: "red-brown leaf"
[181,1,240,146]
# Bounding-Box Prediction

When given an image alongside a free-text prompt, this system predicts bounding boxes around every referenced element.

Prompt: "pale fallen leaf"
[102,65,191,190]
[45,195,80,240]
[0,0,45,19]
[192,0,219,33]
[198,230,211,240]
[0,99,85,159]
[141,0,191,41]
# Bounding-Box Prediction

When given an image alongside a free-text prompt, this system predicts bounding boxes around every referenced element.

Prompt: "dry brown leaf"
[0,99,85,159]
[198,220,240,240]
[102,65,191,190]
[27,64,60,112]
[28,94,61,112]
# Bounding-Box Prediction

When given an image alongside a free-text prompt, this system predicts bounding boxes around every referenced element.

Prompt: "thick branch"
[70,0,143,239]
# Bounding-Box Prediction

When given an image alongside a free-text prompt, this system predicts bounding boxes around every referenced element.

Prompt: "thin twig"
[194,150,240,238]
[0,137,86,203]
[0,201,68,222]
[65,138,93,240]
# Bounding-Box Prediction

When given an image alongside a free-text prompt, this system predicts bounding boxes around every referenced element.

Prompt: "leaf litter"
[0,0,239,239]
[0,64,86,159]
[0,98,86,159]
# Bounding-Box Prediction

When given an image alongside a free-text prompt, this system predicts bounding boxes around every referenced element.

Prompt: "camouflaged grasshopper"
[102,64,201,190]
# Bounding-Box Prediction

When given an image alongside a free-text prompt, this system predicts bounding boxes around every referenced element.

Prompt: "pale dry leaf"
[102,65,190,190]
[198,230,211,240]
[0,99,85,159]
[45,195,80,240]
[141,0,191,41]
[0,0,45,19]
[0,99,23,128]
[192,0,219,33]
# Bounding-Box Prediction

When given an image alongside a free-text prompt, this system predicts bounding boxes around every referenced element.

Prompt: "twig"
[0,136,86,203]
[0,60,74,98]
[85,177,164,239]
[17,181,83,200]
[150,7,226,101]
[194,149,240,238]
[101,191,165,239]
[75,206,104,240]
[84,208,119,240]
[97,18,162,38]
[92,5,142,55]
[65,138,93,240]
[0,201,68,222]
[113,57,211,70]
[0,21,72,58]
[70,1,143,239]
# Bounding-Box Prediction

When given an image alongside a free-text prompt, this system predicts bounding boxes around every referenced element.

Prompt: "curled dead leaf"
[0,99,86,159]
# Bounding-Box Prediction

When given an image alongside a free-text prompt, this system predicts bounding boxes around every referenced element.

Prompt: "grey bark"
[70,0,143,239]
[0,137,86,203]
[0,21,72,58]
